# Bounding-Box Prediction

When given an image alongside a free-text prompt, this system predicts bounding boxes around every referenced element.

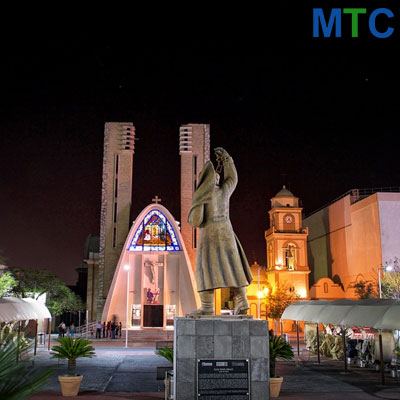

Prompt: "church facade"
[101,203,198,328]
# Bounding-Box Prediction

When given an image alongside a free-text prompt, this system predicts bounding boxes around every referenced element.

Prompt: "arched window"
[128,209,181,251]
[285,244,296,270]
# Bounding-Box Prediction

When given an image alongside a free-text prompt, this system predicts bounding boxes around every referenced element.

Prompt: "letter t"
[343,8,367,37]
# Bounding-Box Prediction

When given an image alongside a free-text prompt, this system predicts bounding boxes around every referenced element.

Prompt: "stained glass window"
[128,209,181,251]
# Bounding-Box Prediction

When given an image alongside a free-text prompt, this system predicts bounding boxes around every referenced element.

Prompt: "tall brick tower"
[179,124,210,270]
[96,122,136,319]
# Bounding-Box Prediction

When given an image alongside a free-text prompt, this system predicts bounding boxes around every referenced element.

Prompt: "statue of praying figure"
[188,147,253,315]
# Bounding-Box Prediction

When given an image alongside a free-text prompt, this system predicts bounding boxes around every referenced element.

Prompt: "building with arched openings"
[264,186,311,299]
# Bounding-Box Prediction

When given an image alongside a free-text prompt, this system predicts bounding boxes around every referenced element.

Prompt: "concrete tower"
[96,122,136,319]
[179,124,210,270]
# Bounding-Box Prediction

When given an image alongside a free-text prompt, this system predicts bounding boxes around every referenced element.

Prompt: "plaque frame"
[196,358,250,398]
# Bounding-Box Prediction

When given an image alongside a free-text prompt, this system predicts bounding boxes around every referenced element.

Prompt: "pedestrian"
[96,321,102,339]
[107,321,111,338]
[58,321,66,338]
[102,321,106,338]
[70,323,75,338]
[90,326,94,338]
[111,322,116,339]
[115,323,119,337]
[119,322,122,337]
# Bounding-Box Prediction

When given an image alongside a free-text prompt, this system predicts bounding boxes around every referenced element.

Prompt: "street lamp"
[124,264,130,348]
[378,265,393,298]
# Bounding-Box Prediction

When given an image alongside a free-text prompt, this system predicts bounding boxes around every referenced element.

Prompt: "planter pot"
[270,377,284,398]
[164,370,174,400]
[58,375,83,397]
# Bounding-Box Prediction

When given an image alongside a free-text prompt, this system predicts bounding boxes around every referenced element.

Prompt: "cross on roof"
[152,195,162,204]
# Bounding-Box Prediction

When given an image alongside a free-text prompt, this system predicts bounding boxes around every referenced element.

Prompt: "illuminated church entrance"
[102,204,198,329]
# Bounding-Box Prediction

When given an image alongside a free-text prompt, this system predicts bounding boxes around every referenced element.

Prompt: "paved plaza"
[28,340,400,399]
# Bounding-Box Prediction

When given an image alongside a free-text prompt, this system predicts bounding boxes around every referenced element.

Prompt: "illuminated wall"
[305,192,400,298]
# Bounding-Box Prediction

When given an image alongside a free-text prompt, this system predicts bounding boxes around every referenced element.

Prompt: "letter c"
[369,8,394,38]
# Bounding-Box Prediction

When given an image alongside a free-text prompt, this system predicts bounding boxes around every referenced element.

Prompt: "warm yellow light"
[263,287,269,295]
[298,289,307,298]
[275,265,281,270]
[257,291,264,299]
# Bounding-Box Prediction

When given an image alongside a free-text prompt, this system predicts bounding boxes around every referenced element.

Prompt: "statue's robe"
[188,158,253,292]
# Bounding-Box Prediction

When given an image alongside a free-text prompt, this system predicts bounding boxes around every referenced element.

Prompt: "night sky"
[1,3,400,284]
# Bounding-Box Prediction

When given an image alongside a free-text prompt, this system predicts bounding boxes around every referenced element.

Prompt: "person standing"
[111,322,116,339]
[70,323,75,338]
[96,321,102,339]
[119,322,122,338]
[59,321,66,338]
[102,321,106,338]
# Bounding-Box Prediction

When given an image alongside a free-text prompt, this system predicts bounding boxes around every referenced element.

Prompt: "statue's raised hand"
[214,147,229,158]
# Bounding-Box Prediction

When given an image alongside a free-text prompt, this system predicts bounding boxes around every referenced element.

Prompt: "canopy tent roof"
[0,297,51,323]
[281,299,400,330]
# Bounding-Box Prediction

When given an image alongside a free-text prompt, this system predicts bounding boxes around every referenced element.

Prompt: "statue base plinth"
[174,317,270,400]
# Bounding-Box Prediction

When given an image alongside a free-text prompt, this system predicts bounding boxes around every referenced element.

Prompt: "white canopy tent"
[0,297,51,323]
[0,297,52,355]
[281,299,400,384]
[282,299,400,330]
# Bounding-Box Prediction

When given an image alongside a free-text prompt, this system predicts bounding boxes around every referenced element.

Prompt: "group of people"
[93,321,122,339]
[58,321,75,338]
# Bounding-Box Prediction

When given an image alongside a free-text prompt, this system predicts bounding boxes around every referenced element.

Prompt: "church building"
[87,122,210,329]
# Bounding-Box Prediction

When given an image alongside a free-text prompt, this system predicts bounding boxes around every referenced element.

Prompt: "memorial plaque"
[197,359,250,399]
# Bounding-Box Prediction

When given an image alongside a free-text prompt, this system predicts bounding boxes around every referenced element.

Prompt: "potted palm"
[269,334,294,398]
[156,347,174,399]
[51,337,95,397]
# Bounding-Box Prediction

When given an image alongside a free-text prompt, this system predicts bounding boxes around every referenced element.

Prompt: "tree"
[7,267,83,316]
[0,272,17,298]
[265,281,300,320]
[381,257,400,299]
[352,280,377,299]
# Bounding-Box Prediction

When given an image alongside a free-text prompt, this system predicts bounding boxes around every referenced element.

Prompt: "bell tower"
[265,186,310,298]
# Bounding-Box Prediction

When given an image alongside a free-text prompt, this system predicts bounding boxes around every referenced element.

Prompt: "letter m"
[313,8,341,37]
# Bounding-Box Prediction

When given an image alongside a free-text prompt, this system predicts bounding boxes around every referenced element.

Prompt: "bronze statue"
[188,147,253,315]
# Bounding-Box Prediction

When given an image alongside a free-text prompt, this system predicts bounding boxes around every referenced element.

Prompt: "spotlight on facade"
[124,264,130,271]
[386,265,393,272]
[298,289,307,298]
[263,287,269,295]
[257,291,264,299]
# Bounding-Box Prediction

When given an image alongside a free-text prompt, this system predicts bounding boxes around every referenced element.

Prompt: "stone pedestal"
[174,316,269,399]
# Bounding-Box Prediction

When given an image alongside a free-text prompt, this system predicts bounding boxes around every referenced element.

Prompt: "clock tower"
[265,186,310,298]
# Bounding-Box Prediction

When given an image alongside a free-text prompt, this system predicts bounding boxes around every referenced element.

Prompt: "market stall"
[282,299,400,384]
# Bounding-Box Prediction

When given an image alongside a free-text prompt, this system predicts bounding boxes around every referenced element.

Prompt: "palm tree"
[269,334,294,377]
[51,337,95,375]
[0,337,53,400]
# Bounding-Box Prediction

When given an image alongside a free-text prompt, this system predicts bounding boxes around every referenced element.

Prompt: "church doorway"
[129,253,177,329]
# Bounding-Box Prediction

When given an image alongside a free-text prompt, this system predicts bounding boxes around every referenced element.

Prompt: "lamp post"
[257,286,269,320]
[257,267,261,319]
[378,265,393,298]
[124,264,130,348]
